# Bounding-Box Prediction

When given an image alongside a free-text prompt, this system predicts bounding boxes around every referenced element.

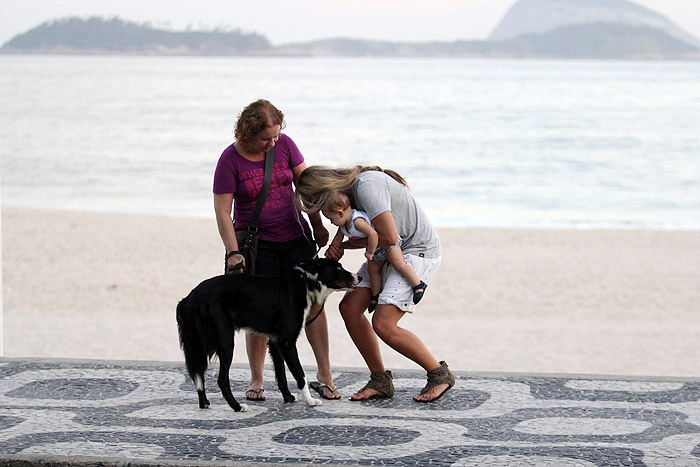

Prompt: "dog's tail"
[176,298,217,382]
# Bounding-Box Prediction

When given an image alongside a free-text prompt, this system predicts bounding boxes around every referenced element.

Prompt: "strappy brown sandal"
[350,370,394,400]
[415,361,454,402]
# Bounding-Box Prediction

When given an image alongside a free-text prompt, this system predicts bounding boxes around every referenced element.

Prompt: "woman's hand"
[312,223,330,248]
[325,242,344,261]
[226,252,245,274]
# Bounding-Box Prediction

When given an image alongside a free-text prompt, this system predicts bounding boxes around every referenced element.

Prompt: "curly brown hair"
[234,99,285,147]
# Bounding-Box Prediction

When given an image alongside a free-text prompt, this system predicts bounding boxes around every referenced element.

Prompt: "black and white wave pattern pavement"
[0,359,699,466]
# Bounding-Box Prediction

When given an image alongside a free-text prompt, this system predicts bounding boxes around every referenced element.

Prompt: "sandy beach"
[2,206,699,378]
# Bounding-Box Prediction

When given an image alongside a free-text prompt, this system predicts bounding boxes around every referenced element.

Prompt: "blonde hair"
[296,165,408,213]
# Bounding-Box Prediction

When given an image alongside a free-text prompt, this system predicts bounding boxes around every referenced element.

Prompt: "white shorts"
[356,253,441,313]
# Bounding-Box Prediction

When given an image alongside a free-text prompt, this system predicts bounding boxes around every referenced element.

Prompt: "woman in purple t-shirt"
[213,99,339,401]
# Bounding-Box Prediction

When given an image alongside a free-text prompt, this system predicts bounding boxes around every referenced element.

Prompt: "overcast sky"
[1,0,698,46]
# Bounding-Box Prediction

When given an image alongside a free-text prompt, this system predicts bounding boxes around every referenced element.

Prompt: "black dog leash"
[305,307,324,327]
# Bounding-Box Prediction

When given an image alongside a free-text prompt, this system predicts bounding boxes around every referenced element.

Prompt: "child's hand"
[365,251,374,261]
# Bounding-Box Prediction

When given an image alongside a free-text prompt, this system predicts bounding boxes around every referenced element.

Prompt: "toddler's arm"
[330,227,345,249]
[353,217,378,261]
[325,227,346,260]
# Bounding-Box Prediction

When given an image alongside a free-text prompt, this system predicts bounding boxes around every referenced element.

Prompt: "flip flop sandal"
[368,294,380,313]
[416,361,455,402]
[350,370,394,400]
[309,381,341,400]
[245,388,265,401]
[412,280,428,304]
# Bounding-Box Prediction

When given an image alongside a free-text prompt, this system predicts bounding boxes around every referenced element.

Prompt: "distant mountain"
[0,17,270,55]
[497,22,699,58]
[490,0,700,48]
[271,25,698,59]
[1,14,698,59]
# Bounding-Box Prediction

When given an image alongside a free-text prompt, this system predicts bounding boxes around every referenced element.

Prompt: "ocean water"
[1,55,699,229]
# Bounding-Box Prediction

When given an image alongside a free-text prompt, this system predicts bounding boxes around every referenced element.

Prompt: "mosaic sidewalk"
[0,358,699,466]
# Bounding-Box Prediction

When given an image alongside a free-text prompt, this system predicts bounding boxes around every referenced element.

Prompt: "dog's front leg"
[277,340,322,407]
[268,341,295,403]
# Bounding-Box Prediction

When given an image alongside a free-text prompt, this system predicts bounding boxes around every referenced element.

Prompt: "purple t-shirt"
[213,134,310,242]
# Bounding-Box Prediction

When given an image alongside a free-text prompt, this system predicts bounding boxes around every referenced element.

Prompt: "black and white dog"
[177,258,358,412]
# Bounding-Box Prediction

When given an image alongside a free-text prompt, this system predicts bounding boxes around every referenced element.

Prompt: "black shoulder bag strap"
[227,147,275,275]
[250,146,275,230]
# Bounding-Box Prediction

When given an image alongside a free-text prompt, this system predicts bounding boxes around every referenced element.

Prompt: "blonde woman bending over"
[296,165,454,402]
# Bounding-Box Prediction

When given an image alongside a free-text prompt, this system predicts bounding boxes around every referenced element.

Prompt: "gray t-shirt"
[353,171,441,258]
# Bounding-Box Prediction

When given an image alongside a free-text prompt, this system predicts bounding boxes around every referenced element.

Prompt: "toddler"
[321,192,427,311]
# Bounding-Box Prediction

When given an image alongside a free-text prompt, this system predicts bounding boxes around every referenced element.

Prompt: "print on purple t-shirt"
[213,134,310,242]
